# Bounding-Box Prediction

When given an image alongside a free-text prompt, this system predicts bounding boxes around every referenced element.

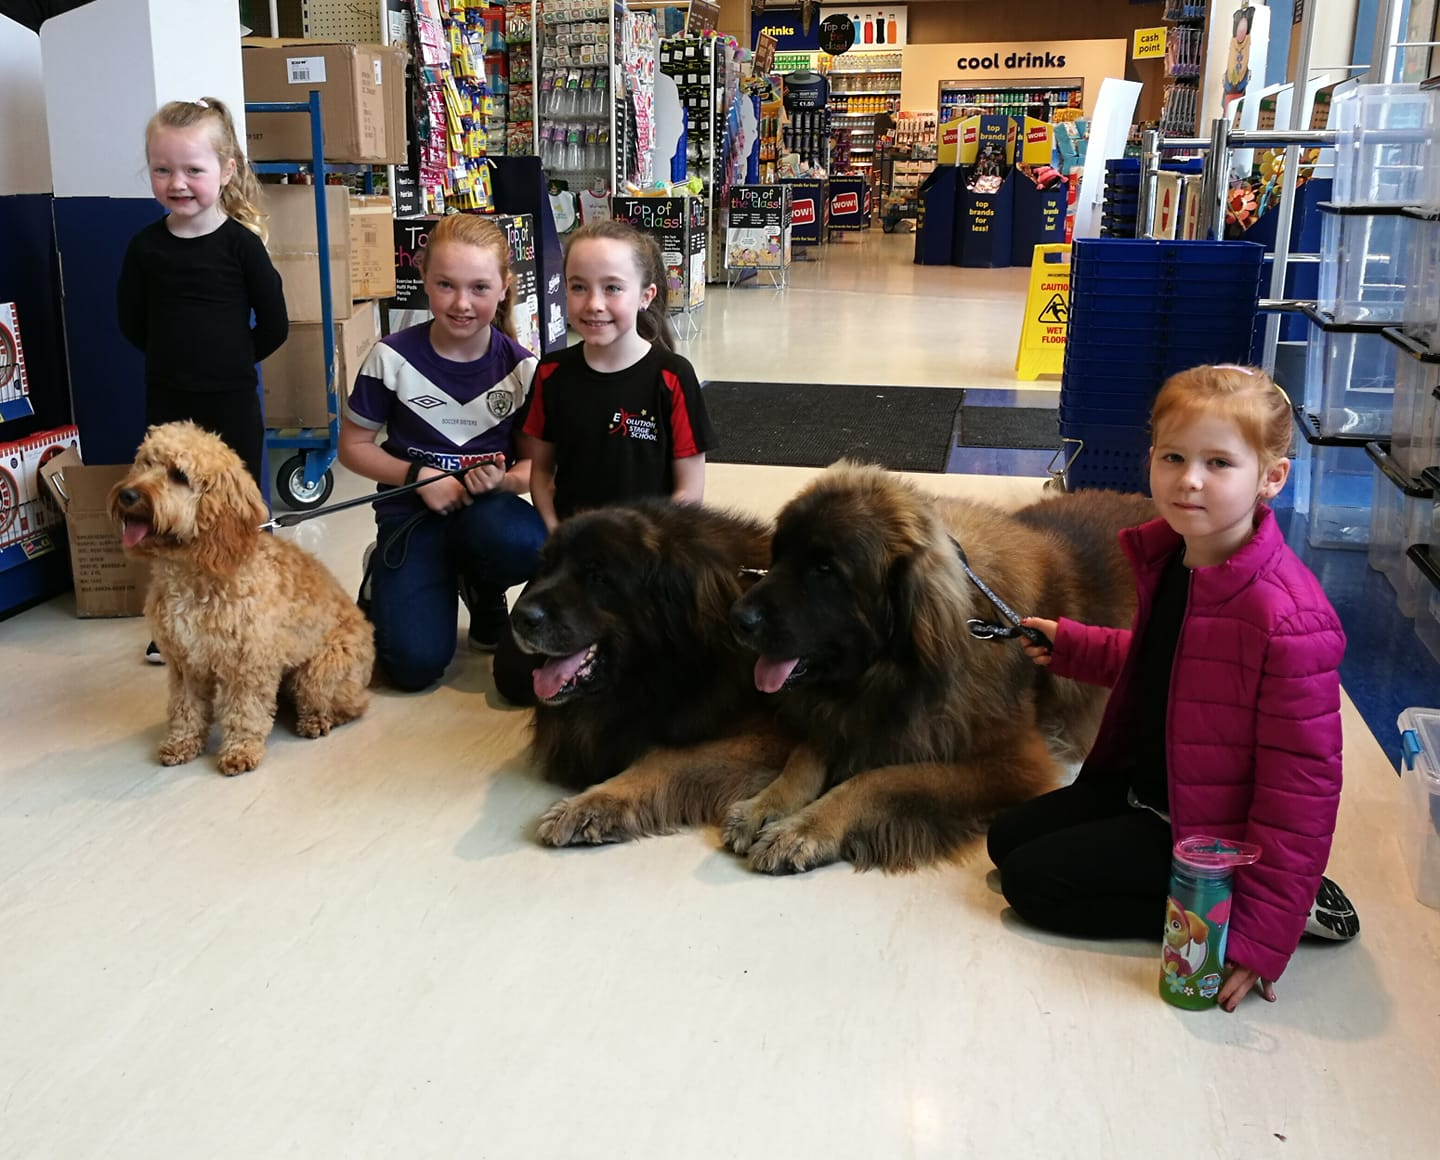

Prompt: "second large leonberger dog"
[723,462,1154,874]
[511,500,790,845]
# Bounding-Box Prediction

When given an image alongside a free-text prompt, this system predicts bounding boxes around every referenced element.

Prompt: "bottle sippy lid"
[1173,835,1262,871]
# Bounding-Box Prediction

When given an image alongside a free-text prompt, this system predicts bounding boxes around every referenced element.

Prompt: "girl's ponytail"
[636,230,676,352]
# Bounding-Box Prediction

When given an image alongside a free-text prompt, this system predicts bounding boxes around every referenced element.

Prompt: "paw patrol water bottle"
[1160,836,1262,1010]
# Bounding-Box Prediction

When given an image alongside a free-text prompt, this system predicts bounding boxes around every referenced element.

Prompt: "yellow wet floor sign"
[1015,243,1071,380]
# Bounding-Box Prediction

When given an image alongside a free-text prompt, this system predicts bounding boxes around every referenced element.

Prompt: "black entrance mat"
[701,382,964,473]
[956,403,1061,451]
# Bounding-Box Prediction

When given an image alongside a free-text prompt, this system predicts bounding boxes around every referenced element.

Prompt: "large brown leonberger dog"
[511,500,790,845]
[723,462,1154,874]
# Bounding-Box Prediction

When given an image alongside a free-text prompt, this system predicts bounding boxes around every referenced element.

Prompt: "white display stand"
[40,0,246,200]
[0,16,51,196]
[1072,77,1141,241]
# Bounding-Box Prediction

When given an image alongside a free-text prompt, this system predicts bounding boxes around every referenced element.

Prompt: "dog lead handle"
[258,462,493,530]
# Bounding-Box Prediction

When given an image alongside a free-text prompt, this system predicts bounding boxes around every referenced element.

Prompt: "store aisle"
[1,462,1435,1159]
[678,230,1042,392]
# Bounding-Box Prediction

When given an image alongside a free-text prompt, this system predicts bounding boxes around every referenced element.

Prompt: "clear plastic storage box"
[1397,707,1440,909]
[1303,324,1397,436]
[1295,440,1373,549]
[1368,468,1431,615]
[1402,213,1440,345]
[1388,340,1440,479]
[1317,208,1409,324]
[1330,83,1435,207]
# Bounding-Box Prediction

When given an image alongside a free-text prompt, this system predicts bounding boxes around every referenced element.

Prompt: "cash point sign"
[1133,26,1166,60]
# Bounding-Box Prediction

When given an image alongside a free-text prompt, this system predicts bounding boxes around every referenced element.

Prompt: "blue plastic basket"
[1055,422,1152,494]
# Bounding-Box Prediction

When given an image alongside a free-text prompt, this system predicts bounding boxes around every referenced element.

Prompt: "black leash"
[950,537,1052,648]
[257,463,479,531]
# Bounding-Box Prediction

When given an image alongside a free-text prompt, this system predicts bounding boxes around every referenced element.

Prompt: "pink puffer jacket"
[1050,506,1346,980]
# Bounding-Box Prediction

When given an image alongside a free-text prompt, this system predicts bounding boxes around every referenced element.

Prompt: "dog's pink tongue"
[121,520,151,549]
[754,656,799,694]
[532,648,590,701]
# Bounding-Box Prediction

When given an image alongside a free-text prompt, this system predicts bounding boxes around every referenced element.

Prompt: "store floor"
[3,452,1438,1157]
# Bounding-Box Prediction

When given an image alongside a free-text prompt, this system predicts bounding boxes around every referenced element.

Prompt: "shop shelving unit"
[660,31,736,283]
[535,0,622,194]
[1158,0,1205,137]
[937,79,1083,125]
[827,49,902,177]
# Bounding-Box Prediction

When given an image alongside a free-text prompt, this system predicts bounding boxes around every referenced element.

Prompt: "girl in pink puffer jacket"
[988,364,1357,1013]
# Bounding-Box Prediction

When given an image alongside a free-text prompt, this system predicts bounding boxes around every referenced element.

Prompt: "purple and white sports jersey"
[345,321,538,516]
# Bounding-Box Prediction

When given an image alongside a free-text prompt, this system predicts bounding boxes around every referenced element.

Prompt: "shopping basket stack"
[1059,238,1266,493]
[1099,159,1140,238]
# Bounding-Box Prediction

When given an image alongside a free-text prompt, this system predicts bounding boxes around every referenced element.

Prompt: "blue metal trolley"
[246,90,355,511]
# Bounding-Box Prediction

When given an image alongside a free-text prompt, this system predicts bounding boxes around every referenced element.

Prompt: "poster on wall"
[819,6,907,50]
[1204,1,1270,178]
[751,8,821,52]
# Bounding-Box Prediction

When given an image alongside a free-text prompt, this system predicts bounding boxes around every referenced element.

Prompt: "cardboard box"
[242,39,406,164]
[39,446,150,619]
[261,183,353,322]
[261,299,382,429]
[350,195,397,299]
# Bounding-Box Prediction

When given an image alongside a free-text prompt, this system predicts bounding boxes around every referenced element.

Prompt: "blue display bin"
[914,165,961,266]
[1011,177,1066,267]
[959,170,1014,268]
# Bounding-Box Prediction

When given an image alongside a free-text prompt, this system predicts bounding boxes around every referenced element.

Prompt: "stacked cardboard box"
[258,185,393,429]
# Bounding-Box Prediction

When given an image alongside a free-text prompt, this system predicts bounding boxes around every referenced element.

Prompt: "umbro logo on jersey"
[411,395,447,409]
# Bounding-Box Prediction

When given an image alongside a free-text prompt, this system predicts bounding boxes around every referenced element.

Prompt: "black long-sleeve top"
[116,217,288,393]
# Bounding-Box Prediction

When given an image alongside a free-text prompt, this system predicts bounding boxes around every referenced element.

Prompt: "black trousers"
[146,386,265,489]
[986,778,1174,939]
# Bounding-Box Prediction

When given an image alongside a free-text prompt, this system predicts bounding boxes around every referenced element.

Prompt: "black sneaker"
[460,578,509,652]
[357,542,376,616]
[144,640,164,665]
[1304,876,1360,941]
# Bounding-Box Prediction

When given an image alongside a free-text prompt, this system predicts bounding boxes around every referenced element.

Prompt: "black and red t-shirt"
[523,343,717,519]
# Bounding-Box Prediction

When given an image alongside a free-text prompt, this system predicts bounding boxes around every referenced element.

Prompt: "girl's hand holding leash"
[418,456,505,515]
[1019,617,1058,666]
[1218,962,1276,1011]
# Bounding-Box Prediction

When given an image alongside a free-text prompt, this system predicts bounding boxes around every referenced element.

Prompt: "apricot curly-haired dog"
[109,422,374,775]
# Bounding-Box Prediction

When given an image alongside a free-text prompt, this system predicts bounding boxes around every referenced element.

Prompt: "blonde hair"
[1150,364,1293,466]
[564,219,676,351]
[418,214,518,342]
[146,97,267,242]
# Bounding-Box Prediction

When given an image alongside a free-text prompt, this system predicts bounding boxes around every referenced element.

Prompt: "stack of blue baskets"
[1060,238,1266,493]
[1100,159,1140,238]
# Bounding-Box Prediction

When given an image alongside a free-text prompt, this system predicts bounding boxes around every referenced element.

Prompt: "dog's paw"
[294,713,334,739]
[748,818,839,875]
[158,734,205,766]
[721,796,780,856]
[536,794,633,846]
[217,742,264,776]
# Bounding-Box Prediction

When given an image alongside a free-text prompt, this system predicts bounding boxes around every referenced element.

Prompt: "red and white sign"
[941,124,959,147]
[831,191,859,215]
[792,198,817,226]
[962,123,979,146]
[1026,124,1049,145]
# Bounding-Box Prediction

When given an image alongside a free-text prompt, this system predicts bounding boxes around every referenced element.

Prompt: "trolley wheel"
[275,455,334,511]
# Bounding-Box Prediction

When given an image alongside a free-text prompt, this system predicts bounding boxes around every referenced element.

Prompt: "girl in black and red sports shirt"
[520,219,715,531]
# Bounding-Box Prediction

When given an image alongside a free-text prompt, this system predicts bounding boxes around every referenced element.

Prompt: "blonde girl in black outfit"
[117,97,288,489]
[116,97,288,662]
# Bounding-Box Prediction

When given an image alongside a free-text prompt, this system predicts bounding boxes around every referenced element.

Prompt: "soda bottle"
[1160,836,1262,1010]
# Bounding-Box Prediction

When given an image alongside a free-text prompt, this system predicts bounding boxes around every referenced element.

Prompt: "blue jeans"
[368,494,547,691]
